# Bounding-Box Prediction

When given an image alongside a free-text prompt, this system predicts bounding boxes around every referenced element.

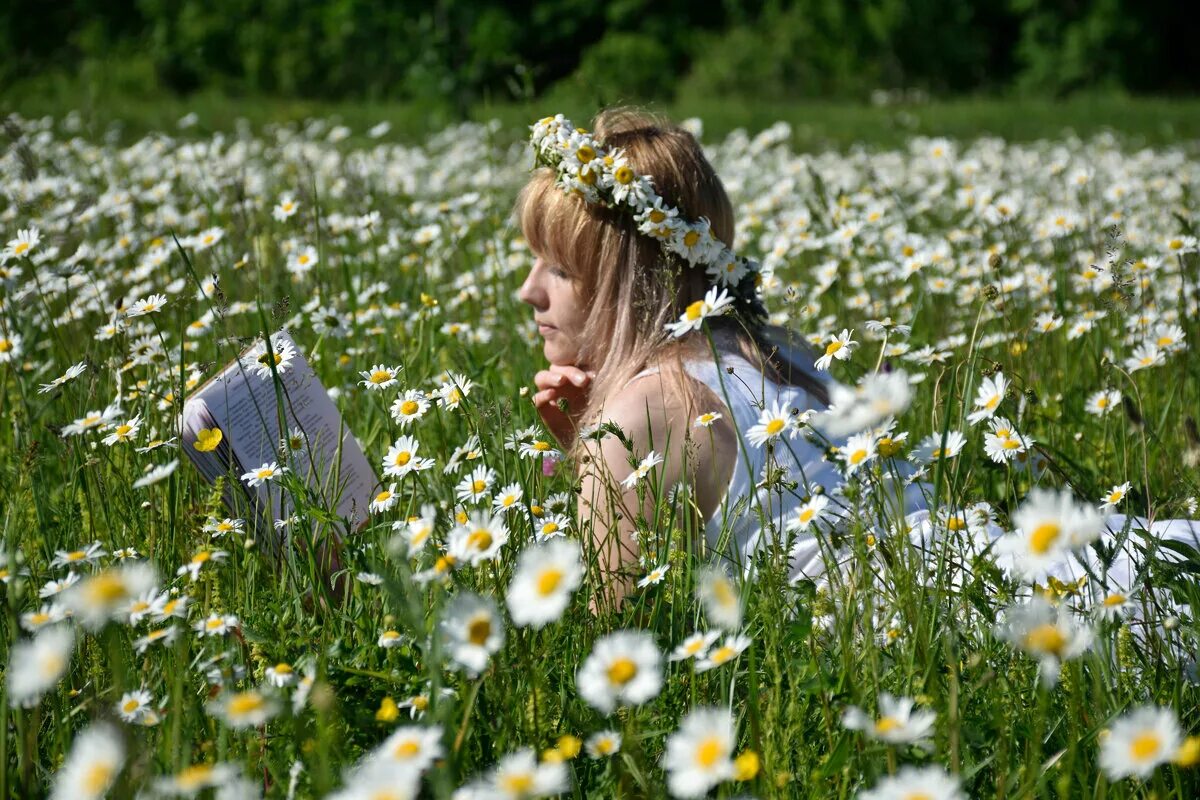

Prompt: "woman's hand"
[532,364,595,447]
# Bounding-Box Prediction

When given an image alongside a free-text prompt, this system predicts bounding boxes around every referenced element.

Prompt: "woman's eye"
[550,266,569,279]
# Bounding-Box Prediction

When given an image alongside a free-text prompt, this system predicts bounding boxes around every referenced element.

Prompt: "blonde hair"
[516,107,826,446]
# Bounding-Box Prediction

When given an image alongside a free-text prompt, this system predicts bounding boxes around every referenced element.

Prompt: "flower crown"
[528,114,768,337]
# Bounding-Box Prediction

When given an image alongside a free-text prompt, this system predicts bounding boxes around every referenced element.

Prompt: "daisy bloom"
[273,194,300,221]
[208,688,279,729]
[997,596,1093,686]
[695,634,752,672]
[390,390,430,427]
[842,693,936,744]
[62,562,159,629]
[360,364,400,391]
[266,663,297,687]
[620,451,664,489]
[576,630,663,714]
[669,630,721,662]
[370,483,399,513]
[996,487,1105,579]
[4,227,40,259]
[38,360,88,394]
[665,286,734,337]
[506,538,583,629]
[286,245,319,275]
[912,430,966,463]
[244,336,297,380]
[436,372,473,410]
[787,495,831,532]
[455,464,497,504]
[153,762,240,796]
[479,748,569,799]
[7,625,74,707]
[967,372,1008,425]
[378,629,405,648]
[818,370,913,438]
[694,411,724,428]
[51,540,107,569]
[194,613,239,637]
[117,689,153,722]
[859,765,964,800]
[983,417,1034,464]
[637,563,670,588]
[840,431,878,477]
[441,592,504,677]
[1099,706,1184,780]
[534,513,570,541]
[49,721,124,800]
[814,328,857,371]
[382,435,434,478]
[586,730,623,759]
[241,461,286,487]
[0,333,20,364]
[746,400,794,446]
[127,294,167,317]
[696,567,743,631]
[368,725,445,776]
[1086,389,1121,416]
[492,482,524,514]
[447,510,509,566]
[1099,481,1131,512]
[661,707,736,798]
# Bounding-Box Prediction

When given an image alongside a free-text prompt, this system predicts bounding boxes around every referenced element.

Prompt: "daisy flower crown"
[528,114,768,337]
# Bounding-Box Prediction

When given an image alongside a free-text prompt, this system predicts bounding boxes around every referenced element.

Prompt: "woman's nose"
[518,262,547,309]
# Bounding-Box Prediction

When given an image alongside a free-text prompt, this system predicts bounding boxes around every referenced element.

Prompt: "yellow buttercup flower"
[194,428,223,452]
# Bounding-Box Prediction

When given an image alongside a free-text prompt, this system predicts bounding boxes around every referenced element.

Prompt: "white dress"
[630,351,1200,600]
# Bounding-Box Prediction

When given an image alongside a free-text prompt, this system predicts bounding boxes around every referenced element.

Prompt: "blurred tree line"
[2,0,1195,108]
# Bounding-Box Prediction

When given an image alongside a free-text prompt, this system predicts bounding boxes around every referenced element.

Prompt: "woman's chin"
[543,343,579,367]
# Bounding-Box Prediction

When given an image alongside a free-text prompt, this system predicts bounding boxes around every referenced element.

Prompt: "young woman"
[515,108,850,606]
[514,108,1199,612]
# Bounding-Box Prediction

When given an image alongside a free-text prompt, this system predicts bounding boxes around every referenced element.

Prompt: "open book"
[181,331,374,550]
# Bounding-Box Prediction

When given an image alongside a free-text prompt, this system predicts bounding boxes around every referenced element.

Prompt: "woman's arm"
[576,375,734,610]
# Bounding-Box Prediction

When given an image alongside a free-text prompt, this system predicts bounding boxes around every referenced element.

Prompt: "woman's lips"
[538,323,557,335]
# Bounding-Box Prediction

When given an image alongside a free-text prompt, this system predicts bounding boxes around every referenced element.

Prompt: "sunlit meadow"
[1,112,1199,799]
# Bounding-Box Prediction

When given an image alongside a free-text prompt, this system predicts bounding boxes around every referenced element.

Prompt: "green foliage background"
[2,0,1197,111]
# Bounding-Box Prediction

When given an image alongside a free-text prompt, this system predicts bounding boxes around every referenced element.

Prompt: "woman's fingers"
[548,364,591,387]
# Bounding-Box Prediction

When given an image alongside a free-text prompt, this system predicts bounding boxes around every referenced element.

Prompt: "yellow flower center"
[1029,522,1061,554]
[500,774,534,794]
[765,419,786,436]
[471,479,486,493]
[606,657,638,685]
[874,716,901,734]
[799,508,815,523]
[176,765,214,790]
[85,573,129,604]
[274,663,292,673]
[394,451,411,466]
[576,145,595,163]
[399,400,419,415]
[1168,238,1182,250]
[532,440,551,451]
[1131,732,1162,760]
[122,698,141,713]
[536,568,564,596]
[825,341,843,357]
[394,739,421,759]
[467,530,493,551]
[467,616,491,646]
[370,370,391,383]
[1103,593,1127,607]
[227,692,265,716]
[541,522,559,536]
[375,491,392,504]
[684,299,706,321]
[683,230,701,248]
[648,209,666,223]
[1024,623,1066,656]
[695,736,724,768]
[83,764,115,794]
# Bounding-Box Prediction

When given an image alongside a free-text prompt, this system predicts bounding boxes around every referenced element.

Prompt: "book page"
[181,331,375,538]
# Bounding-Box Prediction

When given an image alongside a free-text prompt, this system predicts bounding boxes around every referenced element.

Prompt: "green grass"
[4,83,1200,148]
[0,102,1198,799]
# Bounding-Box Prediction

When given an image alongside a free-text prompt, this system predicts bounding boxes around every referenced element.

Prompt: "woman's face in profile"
[518,254,587,367]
